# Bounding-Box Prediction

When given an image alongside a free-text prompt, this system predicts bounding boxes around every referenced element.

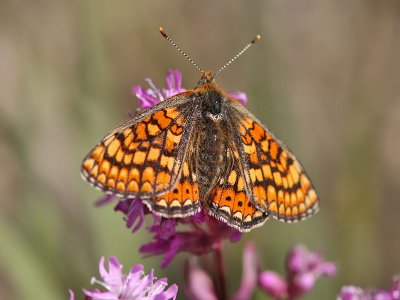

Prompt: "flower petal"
[233,242,259,300]
[259,271,288,299]
[68,289,75,300]
[228,91,248,106]
[337,286,364,300]
[163,69,186,98]
[163,284,179,300]
[185,259,218,300]
[132,85,160,109]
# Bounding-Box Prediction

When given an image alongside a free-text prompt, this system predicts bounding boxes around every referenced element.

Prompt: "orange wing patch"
[81,103,196,198]
[149,179,200,218]
[142,156,201,218]
[236,115,319,222]
[207,146,269,232]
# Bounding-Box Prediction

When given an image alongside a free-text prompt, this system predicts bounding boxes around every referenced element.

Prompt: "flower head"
[140,210,242,268]
[131,69,186,109]
[132,69,249,109]
[73,256,178,300]
[258,244,336,299]
[95,197,242,269]
[228,90,248,106]
[338,274,400,300]
[285,245,336,298]
[184,258,218,300]
[233,242,260,300]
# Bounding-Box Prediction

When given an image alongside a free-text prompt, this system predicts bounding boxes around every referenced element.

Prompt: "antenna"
[159,27,203,73]
[213,34,261,79]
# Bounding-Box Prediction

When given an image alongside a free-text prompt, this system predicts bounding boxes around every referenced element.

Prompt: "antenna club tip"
[159,27,168,38]
[251,34,261,44]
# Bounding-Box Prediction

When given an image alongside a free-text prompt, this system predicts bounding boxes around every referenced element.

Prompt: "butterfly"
[81,29,319,232]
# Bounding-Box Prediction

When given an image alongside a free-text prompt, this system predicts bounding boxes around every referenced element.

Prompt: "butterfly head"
[197,71,214,86]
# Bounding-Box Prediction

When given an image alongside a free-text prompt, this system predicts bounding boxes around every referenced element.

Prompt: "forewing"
[208,135,269,232]
[81,92,199,198]
[227,101,319,222]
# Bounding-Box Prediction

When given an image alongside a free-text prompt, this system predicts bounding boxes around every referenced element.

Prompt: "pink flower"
[131,70,186,109]
[96,197,242,268]
[132,69,248,109]
[258,245,336,299]
[70,256,178,300]
[184,259,218,300]
[227,90,248,106]
[232,242,260,300]
[338,274,400,300]
[140,211,242,268]
[285,245,336,298]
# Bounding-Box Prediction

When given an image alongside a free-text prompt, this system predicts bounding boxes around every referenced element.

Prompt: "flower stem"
[214,242,228,300]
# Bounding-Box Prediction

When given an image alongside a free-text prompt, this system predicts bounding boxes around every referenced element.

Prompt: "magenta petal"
[228,91,248,106]
[174,69,183,89]
[293,272,315,293]
[126,199,145,232]
[83,289,118,299]
[68,289,75,300]
[320,262,336,277]
[102,256,123,287]
[83,257,178,299]
[95,194,117,207]
[163,69,186,98]
[185,259,218,300]
[286,245,336,298]
[163,284,179,300]
[161,236,185,268]
[191,210,208,224]
[166,69,177,90]
[374,290,392,300]
[98,257,108,279]
[338,286,364,300]
[287,245,308,272]
[229,230,243,242]
[232,242,259,300]
[132,85,159,109]
[259,271,288,299]
[391,274,400,298]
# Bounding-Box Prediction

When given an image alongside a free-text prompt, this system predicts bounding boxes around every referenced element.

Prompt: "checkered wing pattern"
[228,101,319,222]
[81,93,199,203]
[208,133,269,232]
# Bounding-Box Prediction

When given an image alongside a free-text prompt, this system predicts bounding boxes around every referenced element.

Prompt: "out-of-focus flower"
[131,69,186,108]
[228,90,248,106]
[132,69,249,109]
[163,69,187,99]
[258,245,336,299]
[71,256,178,300]
[286,245,336,298]
[233,242,259,300]
[258,271,288,299]
[184,258,218,300]
[95,197,242,268]
[338,274,400,300]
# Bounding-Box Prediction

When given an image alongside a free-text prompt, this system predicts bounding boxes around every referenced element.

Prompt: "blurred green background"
[1,1,399,299]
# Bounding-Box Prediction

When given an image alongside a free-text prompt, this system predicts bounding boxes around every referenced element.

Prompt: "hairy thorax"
[192,85,230,199]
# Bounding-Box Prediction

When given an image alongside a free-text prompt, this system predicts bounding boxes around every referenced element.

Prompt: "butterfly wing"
[81,92,200,205]
[227,100,319,222]
[207,127,269,232]
[150,155,201,218]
